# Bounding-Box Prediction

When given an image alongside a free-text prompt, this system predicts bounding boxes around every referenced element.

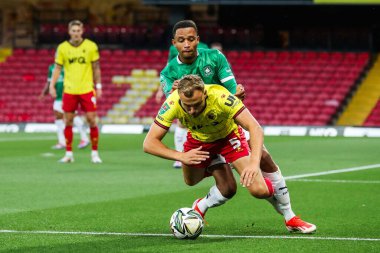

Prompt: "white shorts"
[53,100,63,113]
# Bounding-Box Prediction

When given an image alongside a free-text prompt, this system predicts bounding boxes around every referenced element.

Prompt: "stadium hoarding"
[1,124,379,137]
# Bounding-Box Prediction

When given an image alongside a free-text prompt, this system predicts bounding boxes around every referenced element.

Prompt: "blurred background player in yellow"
[39,63,89,150]
[49,20,102,163]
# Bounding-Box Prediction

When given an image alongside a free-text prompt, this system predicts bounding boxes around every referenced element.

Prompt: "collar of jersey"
[176,50,200,65]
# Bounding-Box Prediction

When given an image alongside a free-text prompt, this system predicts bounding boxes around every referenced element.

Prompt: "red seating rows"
[364,101,380,127]
[137,50,369,126]
[0,49,370,126]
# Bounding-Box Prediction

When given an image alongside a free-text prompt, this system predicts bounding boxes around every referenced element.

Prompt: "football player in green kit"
[159,20,316,234]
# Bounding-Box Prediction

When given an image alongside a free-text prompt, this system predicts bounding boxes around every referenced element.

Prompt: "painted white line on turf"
[0,136,56,142]
[0,230,379,242]
[290,179,380,184]
[284,164,380,180]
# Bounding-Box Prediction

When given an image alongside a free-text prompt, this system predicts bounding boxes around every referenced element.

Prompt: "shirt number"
[229,137,241,150]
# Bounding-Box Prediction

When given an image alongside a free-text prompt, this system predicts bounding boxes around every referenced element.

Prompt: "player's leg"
[59,111,75,163]
[52,100,65,149]
[191,160,237,218]
[85,111,101,163]
[59,93,78,163]
[232,156,273,199]
[223,127,273,199]
[261,145,316,233]
[73,115,89,149]
[173,121,187,168]
[182,135,236,218]
[81,91,101,163]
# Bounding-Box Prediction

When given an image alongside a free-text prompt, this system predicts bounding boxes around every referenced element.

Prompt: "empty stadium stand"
[0,48,372,126]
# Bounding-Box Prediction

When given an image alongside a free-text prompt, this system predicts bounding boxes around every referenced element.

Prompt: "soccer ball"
[169,207,204,239]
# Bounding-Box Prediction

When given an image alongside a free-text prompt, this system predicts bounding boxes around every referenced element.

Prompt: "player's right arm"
[49,64,62,98]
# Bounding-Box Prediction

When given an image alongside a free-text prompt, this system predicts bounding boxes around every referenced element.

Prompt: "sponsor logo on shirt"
[159,102,170,115]
[68,57,86,64]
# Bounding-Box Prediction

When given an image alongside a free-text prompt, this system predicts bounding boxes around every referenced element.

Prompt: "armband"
[95,83,102,89]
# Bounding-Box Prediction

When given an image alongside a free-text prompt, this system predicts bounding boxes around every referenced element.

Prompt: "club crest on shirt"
[207,110,216,120]
[159,102,170,115]
[203,65,214,77]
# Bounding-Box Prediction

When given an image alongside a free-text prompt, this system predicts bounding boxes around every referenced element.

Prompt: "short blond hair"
[178,74,205,98]
[68,20,83,29]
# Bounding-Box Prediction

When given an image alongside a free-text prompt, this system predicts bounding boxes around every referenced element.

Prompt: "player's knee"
[247,183,271,199]
[183,177,201,186]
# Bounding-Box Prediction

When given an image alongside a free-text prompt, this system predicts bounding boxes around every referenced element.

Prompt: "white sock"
[55,119,65,145]
[91,150,99,156]
[73,116,89,142]
[174,126,187,152]
[197,185,229,214]
[65,151,73,157]
[262,169,296,221]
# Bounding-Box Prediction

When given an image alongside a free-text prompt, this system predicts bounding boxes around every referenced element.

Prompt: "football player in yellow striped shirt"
[49,20,102,163]
[144,74,275,220]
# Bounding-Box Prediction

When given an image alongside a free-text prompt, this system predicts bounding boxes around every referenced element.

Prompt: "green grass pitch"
[0,133,379,252]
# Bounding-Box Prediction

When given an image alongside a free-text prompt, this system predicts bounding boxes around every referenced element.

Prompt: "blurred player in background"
[49,20,102,163]
[144,75,275,228]
[159,20,316,233]
[39,64,89,150]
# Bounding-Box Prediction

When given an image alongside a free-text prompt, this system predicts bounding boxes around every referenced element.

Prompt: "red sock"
[90,126,99,150]
[64,126,73,151]
[264,177,274,196]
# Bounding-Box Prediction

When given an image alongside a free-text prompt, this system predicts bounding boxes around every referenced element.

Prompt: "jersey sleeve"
[160,67,175,98]
[55,44,64,66]
[219,90,245,119]
[154,95,178,130]
[90,41,100,62]
[216,51,237,94]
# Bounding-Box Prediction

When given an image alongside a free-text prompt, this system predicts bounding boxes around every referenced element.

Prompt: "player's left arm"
[92,60,102,99]
[234,108,264,186]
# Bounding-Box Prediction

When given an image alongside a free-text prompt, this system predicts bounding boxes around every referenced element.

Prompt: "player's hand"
[235,84,246,100]
[240,165,259,187]
[181,146,209,165]
[49,86,57,98]
[170,80,180,94]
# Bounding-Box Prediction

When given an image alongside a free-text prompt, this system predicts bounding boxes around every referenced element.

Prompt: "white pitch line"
[0,230,379,242]
[284,164,380,180]
[289,179,380,184]
[0,136,56,142]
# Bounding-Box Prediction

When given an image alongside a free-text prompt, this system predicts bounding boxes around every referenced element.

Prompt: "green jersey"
[48,64,64,100]
[168,41,209,61]
[160,48,237,97]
